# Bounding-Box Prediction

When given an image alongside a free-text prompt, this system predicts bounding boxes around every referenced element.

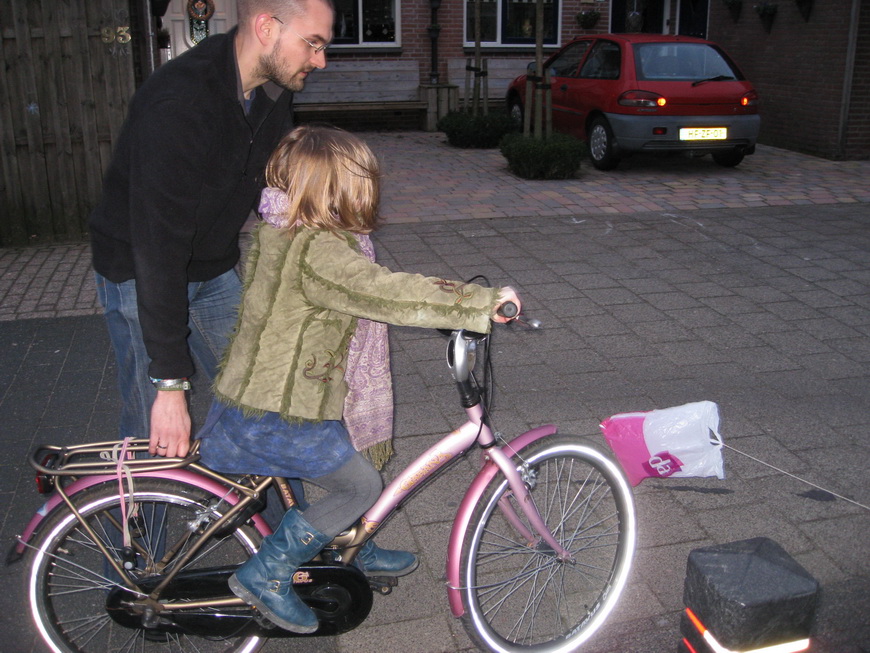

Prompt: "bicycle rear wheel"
[459,435,636,653]
[26,478,265,653]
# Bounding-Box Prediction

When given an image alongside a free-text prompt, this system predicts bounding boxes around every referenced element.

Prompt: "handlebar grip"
[497,301,518,318]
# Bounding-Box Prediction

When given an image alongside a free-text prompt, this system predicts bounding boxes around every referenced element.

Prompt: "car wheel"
[712,148,745,167]
[509,99,524,127]
[588,117,620,171]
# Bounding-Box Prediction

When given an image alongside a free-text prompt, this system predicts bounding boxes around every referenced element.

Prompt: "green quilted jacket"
[214,225,500,422]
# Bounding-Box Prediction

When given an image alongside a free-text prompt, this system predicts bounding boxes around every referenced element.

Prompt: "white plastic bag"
[600,401,724,486]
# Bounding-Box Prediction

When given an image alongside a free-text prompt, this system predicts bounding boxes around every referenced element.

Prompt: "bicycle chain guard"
[105,563,374,638]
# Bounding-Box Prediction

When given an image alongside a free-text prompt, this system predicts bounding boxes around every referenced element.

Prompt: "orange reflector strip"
[683,636,701,653]
[684,608,811,653]
[686,606,707,634]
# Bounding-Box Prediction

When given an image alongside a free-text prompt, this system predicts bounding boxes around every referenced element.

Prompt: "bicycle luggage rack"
[30,438,201,479]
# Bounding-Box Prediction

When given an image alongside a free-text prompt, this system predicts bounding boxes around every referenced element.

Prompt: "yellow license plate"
[680,127,727,141]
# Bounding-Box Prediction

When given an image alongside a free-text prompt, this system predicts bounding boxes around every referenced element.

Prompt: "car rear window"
[634,43,744,82]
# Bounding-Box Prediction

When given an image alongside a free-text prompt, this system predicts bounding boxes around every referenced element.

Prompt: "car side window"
[548,40,592,78]
[579,41,621,80]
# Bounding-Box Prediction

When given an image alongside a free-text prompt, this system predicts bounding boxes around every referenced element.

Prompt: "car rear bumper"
[606,113,761,154]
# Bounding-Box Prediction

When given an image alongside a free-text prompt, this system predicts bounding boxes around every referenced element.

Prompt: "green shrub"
[499,132,586,180]
[437,111,518,149]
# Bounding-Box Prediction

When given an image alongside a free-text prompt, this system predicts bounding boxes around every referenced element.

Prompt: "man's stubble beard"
[258,46,307,92]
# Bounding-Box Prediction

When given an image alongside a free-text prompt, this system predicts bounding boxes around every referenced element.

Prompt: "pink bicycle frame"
[357,402,563,618]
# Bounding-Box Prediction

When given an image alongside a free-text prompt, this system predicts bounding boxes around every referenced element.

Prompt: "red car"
[506,34,760,170]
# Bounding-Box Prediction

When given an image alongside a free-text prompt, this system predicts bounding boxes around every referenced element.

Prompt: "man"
[90,0,331,460]
[89,0,415,578]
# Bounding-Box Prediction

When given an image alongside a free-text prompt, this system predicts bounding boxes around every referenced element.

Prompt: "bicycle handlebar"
[496,301,542,329]
[497,301,518,318]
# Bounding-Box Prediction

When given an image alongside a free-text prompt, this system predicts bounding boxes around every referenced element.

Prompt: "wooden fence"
[1,0,137,246]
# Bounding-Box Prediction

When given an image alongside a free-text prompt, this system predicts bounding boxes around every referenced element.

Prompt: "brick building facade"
[1,0,864,245]
[708,0,868,160]
[159,0,866,159]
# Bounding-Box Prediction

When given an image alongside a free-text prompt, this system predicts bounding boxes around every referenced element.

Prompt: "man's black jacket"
[89,28,293,379]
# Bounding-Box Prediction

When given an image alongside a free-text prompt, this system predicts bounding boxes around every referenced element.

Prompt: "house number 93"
[101,26,132,44]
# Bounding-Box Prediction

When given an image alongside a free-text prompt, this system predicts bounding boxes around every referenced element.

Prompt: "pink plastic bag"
[600,401,724,486]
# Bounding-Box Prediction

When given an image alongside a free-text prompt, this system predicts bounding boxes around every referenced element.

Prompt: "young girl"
[197,125,520,634]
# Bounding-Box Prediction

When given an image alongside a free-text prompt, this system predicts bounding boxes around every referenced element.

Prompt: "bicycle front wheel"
[26,478,265,653]
[460,435,636,653]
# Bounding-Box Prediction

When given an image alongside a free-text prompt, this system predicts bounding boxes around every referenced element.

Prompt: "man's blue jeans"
[95,269,242,439]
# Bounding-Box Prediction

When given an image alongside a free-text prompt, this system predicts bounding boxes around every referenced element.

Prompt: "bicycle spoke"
[45,552,137,595]
[516,559,566,644]
[171,531,235,572]
[479,550,568,645]
[63,612,111,649]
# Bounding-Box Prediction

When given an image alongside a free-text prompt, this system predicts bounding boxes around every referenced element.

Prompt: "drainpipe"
[836,0,860,159]
[141,0,158,78]
[428,0,442,84]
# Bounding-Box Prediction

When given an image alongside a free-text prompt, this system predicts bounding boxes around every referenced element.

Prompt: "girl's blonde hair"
[264,124,380,234]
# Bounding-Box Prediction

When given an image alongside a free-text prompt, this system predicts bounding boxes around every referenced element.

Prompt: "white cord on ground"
[724,443,870,512]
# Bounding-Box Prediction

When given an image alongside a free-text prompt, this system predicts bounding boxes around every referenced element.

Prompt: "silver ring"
[156,444,168,450]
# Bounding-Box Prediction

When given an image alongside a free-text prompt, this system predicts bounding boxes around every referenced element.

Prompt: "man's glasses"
[271,16,329,54]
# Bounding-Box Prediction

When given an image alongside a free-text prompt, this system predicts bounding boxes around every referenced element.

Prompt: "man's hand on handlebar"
[493,287,521,323]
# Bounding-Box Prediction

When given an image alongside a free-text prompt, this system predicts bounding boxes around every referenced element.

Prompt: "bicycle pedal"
[142,628,171,643]
[367,576,398,595]
[253,611,282,630]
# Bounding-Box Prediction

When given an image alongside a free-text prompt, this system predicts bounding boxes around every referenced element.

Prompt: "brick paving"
[376,133,870,223]
[2,134,868,323]
[1,134,868,653]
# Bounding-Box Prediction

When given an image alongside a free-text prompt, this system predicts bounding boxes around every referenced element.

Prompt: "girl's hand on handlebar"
[492,287,521,323]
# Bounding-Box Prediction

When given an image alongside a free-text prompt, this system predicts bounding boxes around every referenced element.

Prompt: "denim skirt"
[196,400,356,479]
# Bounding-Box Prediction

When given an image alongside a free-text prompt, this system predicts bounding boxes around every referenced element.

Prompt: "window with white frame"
[332,0,398,46]
[465,0,559,47]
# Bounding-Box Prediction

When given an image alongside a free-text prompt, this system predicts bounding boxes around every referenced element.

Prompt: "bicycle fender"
[11,469,271,558]
[445,424,557,618]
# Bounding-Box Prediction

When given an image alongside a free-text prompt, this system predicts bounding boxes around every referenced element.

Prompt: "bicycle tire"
[459,435,636,653]
[25,478,265,653]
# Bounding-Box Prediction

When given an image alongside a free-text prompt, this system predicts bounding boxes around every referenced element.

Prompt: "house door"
[678,0,709,38]
[162,0,238,59]
[610,0,667,34]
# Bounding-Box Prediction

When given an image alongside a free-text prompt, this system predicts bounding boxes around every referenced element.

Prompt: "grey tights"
[300,452,383,539]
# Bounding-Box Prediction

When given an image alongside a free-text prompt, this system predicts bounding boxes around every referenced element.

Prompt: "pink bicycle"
[11,313,636,653]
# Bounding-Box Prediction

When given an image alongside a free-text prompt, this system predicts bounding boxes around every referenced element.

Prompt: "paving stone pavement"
[1,134,868,653]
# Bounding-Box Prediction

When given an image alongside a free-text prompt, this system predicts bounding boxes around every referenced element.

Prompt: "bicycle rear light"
[35,452,59,494]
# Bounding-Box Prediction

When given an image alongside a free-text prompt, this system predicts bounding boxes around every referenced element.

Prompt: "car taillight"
[741,90,759,107]
[619,90,666,108]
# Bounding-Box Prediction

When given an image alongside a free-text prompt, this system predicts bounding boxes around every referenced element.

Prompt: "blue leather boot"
[355,540,419,577]
[228,509,330,634]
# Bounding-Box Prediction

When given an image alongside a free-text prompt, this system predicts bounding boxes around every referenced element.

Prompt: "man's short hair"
[237,0,333,26]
